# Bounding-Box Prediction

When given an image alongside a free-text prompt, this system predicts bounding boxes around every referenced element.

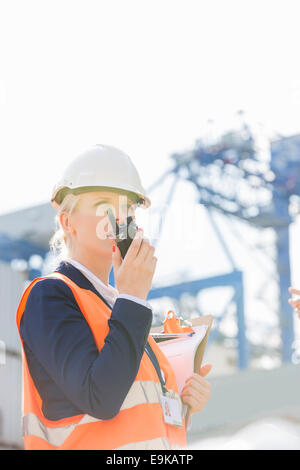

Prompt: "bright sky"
[1,0,300,360]
[0,0,300,215]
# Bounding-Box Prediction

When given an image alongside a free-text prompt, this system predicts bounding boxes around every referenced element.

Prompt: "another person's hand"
[288,287,300,319]
[180,363,212,415]
[112,228,157,300]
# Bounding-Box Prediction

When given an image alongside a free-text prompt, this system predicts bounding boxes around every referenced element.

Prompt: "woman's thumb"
[199,363,213,377]
[112,244,122,271]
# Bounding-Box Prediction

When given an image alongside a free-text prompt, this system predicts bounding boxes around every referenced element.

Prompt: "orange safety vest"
[16,272,187,450]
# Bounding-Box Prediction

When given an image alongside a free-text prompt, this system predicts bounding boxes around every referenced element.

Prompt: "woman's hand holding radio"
[112,229,157,300]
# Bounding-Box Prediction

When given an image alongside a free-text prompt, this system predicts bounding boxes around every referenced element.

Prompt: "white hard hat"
[51,144,151,210]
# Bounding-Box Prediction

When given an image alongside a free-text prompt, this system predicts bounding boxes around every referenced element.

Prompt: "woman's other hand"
[112,229,157,301]
[288,287,300,319]
[180,364,212,415]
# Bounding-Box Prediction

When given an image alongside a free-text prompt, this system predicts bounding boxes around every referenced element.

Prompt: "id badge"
[160,392,184,427]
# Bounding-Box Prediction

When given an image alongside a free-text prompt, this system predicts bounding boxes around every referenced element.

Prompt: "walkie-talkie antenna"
[106,208,119,238]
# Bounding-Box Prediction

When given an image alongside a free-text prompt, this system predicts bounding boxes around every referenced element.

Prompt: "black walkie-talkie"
[106,208,139,259]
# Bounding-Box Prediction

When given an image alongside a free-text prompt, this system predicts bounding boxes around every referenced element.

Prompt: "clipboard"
[150,314,213,429]
[184,315,213,429]
[189,315,213,376]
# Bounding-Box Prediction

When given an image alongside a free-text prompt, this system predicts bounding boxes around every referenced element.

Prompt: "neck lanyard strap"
[145,341,167,395]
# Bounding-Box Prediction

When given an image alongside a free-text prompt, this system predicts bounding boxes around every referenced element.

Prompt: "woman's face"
[62,190,137,259]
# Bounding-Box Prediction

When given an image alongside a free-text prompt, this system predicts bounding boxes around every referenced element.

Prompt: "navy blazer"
[19,260,153,421]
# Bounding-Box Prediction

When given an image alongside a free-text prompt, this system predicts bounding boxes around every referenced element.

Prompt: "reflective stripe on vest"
[16,273,187,450]
[23,416,172,450]
[23,380,183,448]
[24,411,173,449]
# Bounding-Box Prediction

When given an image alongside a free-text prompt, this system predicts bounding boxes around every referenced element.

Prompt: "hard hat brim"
[51,185,151,210]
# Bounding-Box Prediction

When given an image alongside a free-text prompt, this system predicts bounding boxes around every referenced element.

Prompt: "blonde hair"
[49,193,82,266]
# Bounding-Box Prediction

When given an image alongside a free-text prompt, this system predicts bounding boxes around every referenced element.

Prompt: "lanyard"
[144,341,168,396]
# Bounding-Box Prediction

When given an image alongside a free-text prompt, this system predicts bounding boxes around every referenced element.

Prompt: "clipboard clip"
[163,310,194,334]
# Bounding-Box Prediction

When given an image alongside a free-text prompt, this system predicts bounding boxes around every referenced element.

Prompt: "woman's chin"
[95,242,115,258]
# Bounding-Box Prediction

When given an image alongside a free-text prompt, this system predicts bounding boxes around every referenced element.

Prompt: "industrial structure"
[146,127,300,368]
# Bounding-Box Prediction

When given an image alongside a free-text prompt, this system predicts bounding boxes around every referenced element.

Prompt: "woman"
[16,145,212,450]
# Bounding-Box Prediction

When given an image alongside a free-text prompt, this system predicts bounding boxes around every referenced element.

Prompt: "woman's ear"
[60,211,74,236]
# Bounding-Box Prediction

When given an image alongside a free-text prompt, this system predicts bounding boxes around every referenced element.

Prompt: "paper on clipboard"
[151,315,213,429]
[151,315,213,394]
